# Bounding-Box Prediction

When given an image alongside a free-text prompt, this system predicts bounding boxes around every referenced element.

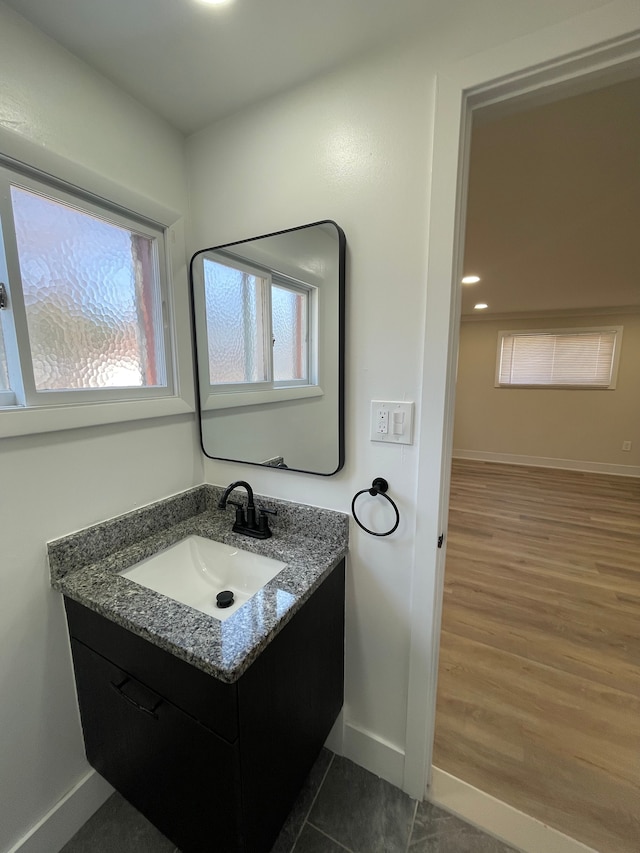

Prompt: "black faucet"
[217,480,276,539]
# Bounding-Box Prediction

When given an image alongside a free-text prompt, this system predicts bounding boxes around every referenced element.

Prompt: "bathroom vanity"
[49,486,348,853]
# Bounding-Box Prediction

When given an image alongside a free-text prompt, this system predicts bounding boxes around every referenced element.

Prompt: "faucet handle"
[258,505,277,518]
[257,506,277,536]
[226,499,246,526]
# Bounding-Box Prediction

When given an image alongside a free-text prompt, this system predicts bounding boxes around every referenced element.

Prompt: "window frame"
[270,272,314,389]
[0,388,15,407]
[0,147,193,438]
[495,325,623,390]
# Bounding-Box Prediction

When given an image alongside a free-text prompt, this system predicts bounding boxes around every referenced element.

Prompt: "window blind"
[498,329,619,388]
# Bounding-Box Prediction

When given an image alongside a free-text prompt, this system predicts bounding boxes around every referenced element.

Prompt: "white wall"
[454,313,640,470]
[186,0,618,783]
[187,44,429,767]
[0,5,201,852]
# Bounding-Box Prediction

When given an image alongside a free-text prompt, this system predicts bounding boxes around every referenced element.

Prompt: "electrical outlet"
[622,440,632,451]
[370,401,414,444]
[377,408,389,434]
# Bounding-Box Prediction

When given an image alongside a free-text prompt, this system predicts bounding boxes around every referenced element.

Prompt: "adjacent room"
[434,76,640,853]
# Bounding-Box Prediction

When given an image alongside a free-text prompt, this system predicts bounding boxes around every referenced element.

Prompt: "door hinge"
[437,533,444,549]
[0,283,7,309]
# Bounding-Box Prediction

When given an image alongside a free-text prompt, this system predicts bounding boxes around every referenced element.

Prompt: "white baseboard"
[7,770,112,853]
[453,449,640,478]
[340,721,405,788]
[429,767,601,853]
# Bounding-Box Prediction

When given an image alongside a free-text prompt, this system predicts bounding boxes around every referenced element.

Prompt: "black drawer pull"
[110,678,162,719]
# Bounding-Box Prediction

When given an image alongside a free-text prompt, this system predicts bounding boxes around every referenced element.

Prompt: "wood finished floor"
[433,459,640,853]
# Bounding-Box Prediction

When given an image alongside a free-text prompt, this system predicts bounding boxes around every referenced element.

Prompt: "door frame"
[403,1,640,799]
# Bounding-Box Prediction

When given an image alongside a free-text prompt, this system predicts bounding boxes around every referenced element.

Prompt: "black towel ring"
[351,478,400,537]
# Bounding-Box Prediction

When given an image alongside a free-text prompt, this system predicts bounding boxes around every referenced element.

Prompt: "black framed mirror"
[189,221,345,475]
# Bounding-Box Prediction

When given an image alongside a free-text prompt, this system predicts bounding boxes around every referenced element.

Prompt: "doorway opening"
[402,19,640,853]
[432,63,640,853]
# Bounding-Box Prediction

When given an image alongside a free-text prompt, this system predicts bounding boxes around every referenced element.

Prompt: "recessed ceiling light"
[474,303,488,310]
[462,275,480,284]
[197,0,233,6]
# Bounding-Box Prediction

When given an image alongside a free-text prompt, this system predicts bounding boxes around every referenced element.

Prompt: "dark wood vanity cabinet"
[64,559,345,853]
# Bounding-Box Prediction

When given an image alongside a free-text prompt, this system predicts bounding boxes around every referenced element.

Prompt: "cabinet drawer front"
[71,639,244,853]
[65,597,238,742]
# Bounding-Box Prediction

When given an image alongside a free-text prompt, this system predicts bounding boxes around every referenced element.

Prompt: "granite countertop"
[49,485,349,683]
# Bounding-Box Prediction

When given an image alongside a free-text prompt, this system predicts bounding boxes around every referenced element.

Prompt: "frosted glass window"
[272,284,307,382]
[11,187,165,392]
[203,258,268,384]
[0,324,9,391]
[498,328,620,388]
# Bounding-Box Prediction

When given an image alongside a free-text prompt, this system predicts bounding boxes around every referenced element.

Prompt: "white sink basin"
[119,535,287,621]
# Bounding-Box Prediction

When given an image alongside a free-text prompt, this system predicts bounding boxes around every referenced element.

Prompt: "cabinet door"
[239,560,345,852]
[71,639,243,853]
[65,596,238,743]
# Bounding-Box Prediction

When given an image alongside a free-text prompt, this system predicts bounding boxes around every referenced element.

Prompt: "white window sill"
[202,384,324,412]
[0,396,194,439]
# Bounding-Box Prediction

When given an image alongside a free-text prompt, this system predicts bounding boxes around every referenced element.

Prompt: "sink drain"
[216,590,234,609]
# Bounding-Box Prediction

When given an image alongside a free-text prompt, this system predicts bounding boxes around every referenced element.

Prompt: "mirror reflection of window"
[272,279,309,384]
[203,256,313,392]
[203,257,268,385]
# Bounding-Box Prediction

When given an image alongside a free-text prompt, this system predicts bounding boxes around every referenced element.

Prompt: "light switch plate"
[370,401,414,444]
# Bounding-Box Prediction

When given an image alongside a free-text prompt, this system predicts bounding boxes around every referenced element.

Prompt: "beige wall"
[453,313,640,469]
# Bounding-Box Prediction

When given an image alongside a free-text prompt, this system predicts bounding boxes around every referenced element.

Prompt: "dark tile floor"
[61,751,518,853]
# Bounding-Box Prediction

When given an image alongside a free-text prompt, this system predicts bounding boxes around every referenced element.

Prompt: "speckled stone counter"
[49,486,348,683]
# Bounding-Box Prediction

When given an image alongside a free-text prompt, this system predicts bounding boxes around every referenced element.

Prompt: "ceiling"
[2,0,466,134]
[461,76,640,316]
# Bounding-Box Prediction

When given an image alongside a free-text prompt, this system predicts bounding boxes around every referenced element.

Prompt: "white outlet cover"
[370,401,414,444]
